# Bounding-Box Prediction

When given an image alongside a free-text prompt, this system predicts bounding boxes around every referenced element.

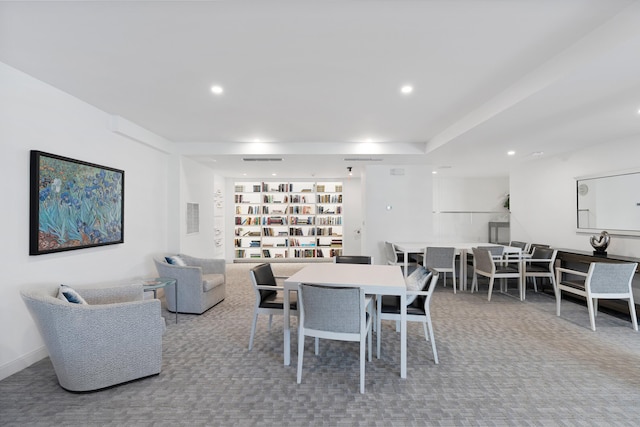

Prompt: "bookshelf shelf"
[234,181,343,260]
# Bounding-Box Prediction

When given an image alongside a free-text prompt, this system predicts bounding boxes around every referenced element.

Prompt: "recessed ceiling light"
[271,173,277,176]
[507,150,516,156]
[253,138,262,143]
[432,171,438,174]
[210,85,224,95]
[400,85,413,94]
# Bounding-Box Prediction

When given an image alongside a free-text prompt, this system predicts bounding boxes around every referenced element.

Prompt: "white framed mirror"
[576,169,640,236]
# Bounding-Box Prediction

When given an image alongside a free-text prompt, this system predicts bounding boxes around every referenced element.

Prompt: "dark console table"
[555,248,640,318]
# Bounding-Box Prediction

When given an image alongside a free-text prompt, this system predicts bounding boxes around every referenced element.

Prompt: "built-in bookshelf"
[234,181,343,260]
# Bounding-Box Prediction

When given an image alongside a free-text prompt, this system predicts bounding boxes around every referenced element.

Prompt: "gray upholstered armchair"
[20,283,165,392]
[154,254,226,314]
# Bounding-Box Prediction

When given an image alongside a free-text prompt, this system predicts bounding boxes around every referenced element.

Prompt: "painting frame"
[29,150,125,255]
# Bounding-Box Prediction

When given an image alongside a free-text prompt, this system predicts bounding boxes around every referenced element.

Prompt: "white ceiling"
[2,0,640,178]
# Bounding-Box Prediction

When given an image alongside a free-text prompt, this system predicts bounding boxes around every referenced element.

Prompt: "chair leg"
[360,334,366,394]
[533,277,538,292]
[425,318,438,364]
[297,333,304,384]
[629,298,638,331]
[367,321,372,362]
[314,337,319,355]
[249,312,258,350]
[487,277,495,301]
[586,297,597,331]
[519,275,524,302]
[452,270,457,294]
[268,314,273,331]
[376,298,382,359]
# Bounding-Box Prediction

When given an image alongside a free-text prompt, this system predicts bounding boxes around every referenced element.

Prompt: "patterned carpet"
[2,263,640,426]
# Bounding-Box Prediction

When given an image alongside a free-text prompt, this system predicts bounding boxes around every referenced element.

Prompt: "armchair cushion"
[202,273,225,292]
[57,285,87,305]
[165,255,186,266]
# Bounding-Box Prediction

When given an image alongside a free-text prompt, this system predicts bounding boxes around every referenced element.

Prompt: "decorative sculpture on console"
[590,230,610,255]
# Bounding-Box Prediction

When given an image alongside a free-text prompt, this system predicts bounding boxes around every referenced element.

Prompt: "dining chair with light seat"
[296,283,373,394]
[384,241,405,267]
[248,263,298,351]
[376,267,440,364]
[555,262,638,331]
[522,247,557,299]
[423,247,457,293]
[471,247,523,301]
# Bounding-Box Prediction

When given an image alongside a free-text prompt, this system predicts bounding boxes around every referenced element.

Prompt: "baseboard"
[0,346,48,381]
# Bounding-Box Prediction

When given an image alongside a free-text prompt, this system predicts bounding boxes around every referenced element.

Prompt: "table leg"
[460,250,467,291]
[174,280,178,324]
[400,292,407,379]
[284,288,291,366]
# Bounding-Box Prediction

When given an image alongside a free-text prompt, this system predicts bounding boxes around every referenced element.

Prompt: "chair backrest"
[472,247,495,274]
[509,241,528,251]
[587,262,638,294]
[531,247,557,270]
[412,268,440,308]
[424,247,455,269]
[529,243,550,254]
[249,263,278,301]
[298,284,363,334]
[384,241,400,264]
[334,255,373,264]
[477,245,504,258]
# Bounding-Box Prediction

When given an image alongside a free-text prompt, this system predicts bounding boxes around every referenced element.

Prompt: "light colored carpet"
[2,262,640,426]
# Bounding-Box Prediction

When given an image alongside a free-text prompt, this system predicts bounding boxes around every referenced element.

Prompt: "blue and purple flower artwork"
[30,151,124,254]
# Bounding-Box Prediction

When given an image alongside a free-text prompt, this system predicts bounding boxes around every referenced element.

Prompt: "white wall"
[510,137,640,257]
[0,63,173,380]
[178,157,221,257]
[362,165,433,264]
[433,176,510,242]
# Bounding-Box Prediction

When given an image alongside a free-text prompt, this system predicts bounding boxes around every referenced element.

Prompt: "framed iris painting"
[30,151,124,255]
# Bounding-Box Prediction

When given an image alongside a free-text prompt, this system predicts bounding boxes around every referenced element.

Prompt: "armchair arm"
[255,284,285,292]
[524,257,553,264]
[77,283,144,305]
[555,267,588,277]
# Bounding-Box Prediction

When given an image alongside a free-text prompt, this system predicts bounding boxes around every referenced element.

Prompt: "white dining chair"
[296,283,372,394]
[555,262,638,331]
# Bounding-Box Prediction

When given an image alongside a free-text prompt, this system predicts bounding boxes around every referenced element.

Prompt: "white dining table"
[393,242,522,291]
[283,263,408,378]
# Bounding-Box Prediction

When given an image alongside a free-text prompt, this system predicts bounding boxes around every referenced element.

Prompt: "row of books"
[236,183,343,194]
[288,206,314,214]
[235,248,343,258]
[317,206,342,214]
[317,194,342,203]
[316,217,342,225]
